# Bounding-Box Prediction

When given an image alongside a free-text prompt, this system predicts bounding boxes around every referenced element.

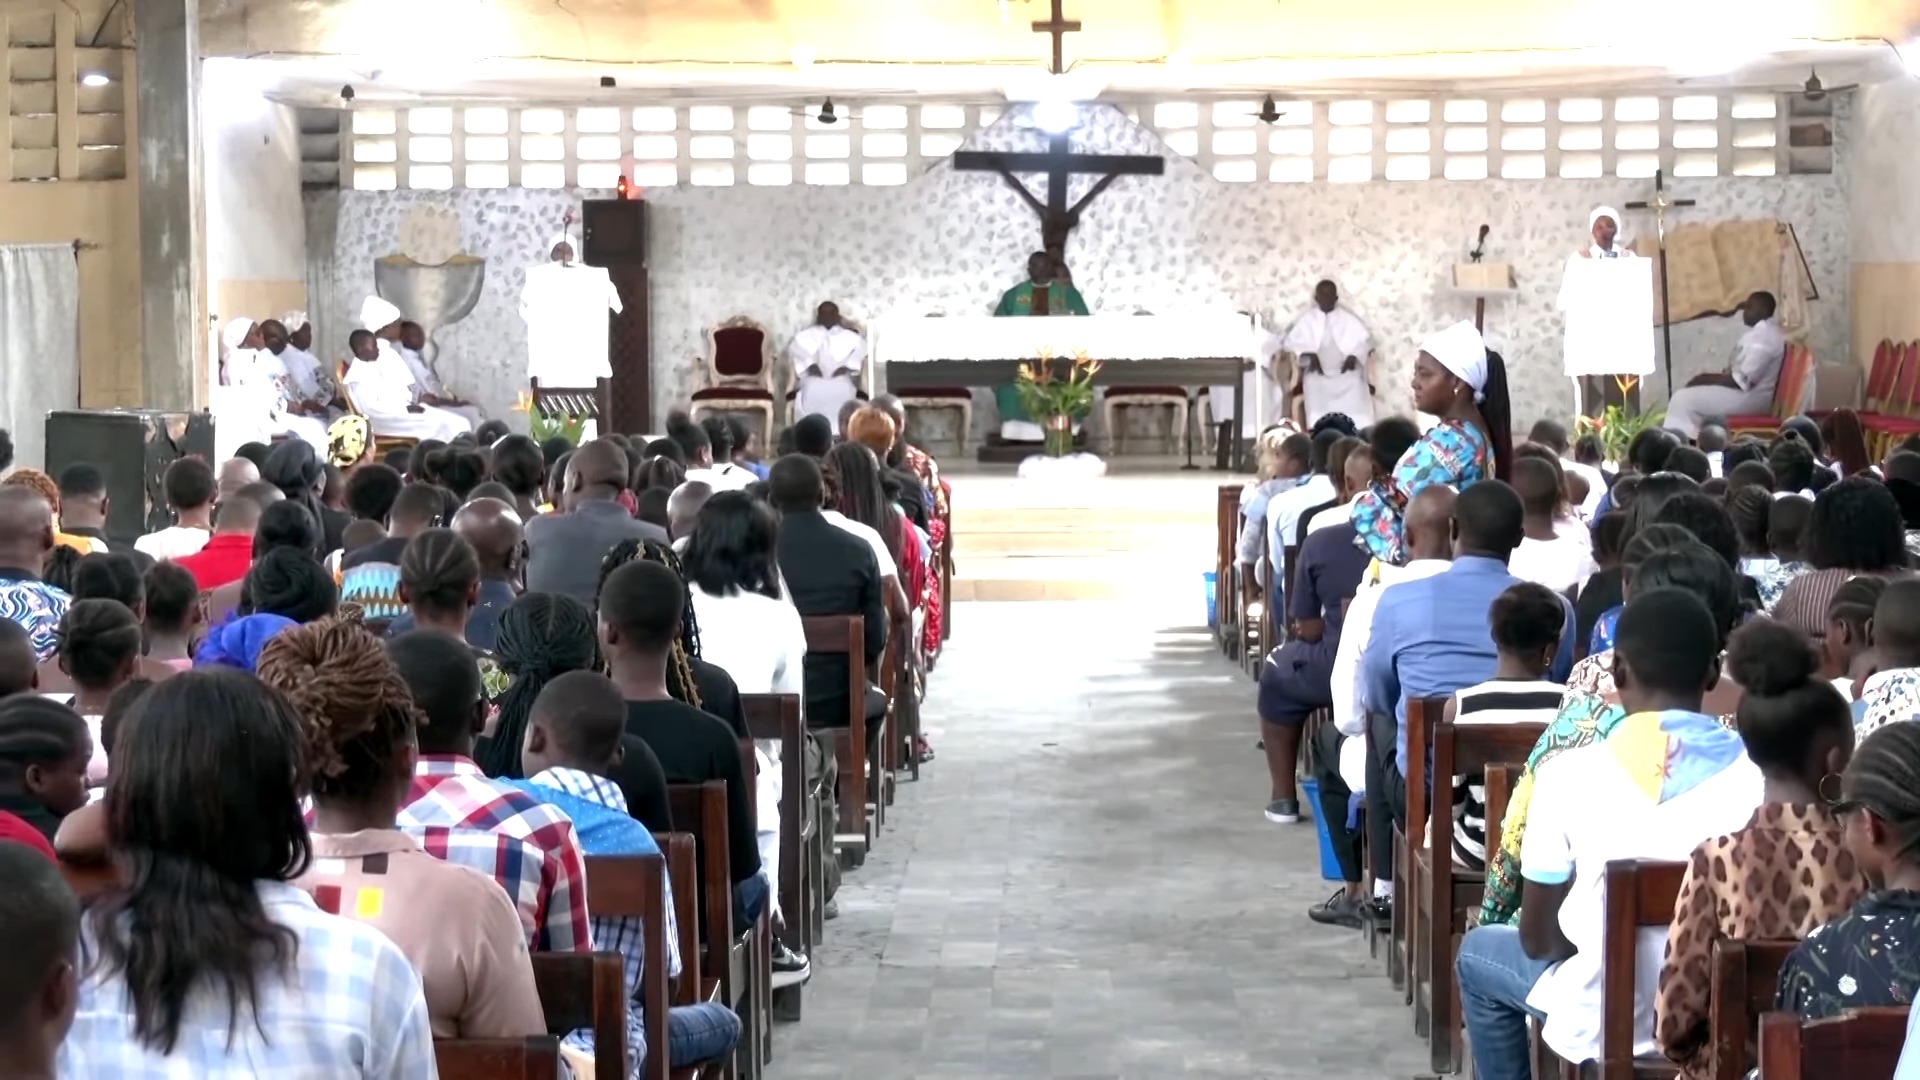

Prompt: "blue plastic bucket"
[1301,777,1342,881]
[1204,570,1218,629]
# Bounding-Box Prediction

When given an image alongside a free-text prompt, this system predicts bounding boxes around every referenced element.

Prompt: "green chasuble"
[991,281,1090,425]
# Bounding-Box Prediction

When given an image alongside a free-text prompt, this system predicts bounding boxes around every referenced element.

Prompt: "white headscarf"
[280,310,310,332]
[221,317,255,352]
[1589,205,1626,247]
[360,295,401,332]
[549,232,581,265]
[1420,320,1488,402]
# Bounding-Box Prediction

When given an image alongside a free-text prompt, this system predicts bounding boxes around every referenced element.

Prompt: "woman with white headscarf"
[275,310,339,415]
[342,295,471,440]
[1350,320,1513,564]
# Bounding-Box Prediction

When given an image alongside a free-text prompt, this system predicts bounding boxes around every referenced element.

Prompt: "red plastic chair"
[1862,341,1920,458]
[1726,343,1812,439]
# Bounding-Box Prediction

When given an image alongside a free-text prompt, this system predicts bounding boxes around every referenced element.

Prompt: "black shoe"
[1307,889,1364,929]
[771,943,811,989]
[1363,896,1393,925]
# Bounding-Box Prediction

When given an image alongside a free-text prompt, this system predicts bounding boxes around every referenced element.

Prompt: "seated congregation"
[1222,319,1920,1077]
[0,392,951,1078]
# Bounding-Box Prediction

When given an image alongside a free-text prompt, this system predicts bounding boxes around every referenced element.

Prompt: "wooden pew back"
[740,693,811,958]
[800,613,869,846]
[529,953,627,1080]
[1596,858,1688,1080]
[582,854,671,1080]
[1708,939,1796,1080]
[434,1036,564,1079]
[1757,1007,1911,1079]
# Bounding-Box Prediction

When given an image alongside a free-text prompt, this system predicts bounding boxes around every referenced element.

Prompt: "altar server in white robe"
[344,296,472,441]
[275,311,340,416]
[788,301,866,433]
[520,231,624,390]
[1278,279,1374,426]
[396,320,487,430]
[1664,290,1787,438]
[220,318,329,454]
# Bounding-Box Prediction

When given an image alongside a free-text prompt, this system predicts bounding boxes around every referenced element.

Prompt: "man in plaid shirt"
[390,630,592,953]
[513,671,742,1072]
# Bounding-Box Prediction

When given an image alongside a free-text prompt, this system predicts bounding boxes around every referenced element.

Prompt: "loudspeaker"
[582,199,652,432]
[44,410,215,548]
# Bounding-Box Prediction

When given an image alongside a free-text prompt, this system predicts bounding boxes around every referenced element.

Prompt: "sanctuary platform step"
[944,460,1221,604]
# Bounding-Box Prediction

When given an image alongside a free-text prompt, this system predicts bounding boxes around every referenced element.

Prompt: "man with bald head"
[387,496,523,649]
[0,486,69,661]
[1315,482,1456,925]
[216,457,259,504]
[524,438,668,606]
[667,480,714,549]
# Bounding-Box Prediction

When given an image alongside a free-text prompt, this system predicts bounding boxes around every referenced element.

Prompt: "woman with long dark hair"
[58,669,435,1074]
[823,441,915,634]
[261,439,342,555]
[1351,321,1512,564]
[681,491,804,697]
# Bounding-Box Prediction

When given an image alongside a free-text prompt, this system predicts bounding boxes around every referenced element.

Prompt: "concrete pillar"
[134,0,205,411]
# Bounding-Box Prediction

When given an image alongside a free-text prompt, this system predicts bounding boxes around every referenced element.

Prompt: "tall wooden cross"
[952,0,1165,261]
[1627,169,1697,397]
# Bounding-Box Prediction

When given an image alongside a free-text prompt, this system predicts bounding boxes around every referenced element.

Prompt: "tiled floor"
[766,600,1427,1079]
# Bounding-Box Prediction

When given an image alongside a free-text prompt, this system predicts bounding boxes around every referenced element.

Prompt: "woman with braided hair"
[263,616,545,1040]
[596,537,753,734]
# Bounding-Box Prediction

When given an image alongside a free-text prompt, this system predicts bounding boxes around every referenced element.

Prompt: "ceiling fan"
[1226,94,1311,124]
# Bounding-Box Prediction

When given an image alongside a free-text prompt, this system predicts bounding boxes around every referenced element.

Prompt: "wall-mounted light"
[599,75,616,89]
[790,44,816,68]
[817,98,838,124]
[79,72,110,87]
[1033,98,1078,134]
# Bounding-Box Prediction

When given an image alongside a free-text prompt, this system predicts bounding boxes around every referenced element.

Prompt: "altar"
[872,312,1261,452]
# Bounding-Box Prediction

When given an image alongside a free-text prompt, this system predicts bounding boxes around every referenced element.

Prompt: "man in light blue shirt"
[1358,480,1575,916]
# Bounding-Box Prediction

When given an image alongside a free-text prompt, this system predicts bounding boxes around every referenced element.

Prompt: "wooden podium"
[582,199,651,433]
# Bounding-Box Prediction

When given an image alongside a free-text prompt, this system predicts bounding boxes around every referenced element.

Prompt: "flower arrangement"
[1574,376,1665,464]
[512,388,588,447]
[1015,348,1101,457]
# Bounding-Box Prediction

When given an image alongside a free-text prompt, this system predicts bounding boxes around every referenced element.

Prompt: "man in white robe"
[787,301,865,433]
[220,317,329,455]
[344,296,471,441]
[1278,280,1374,427]
[520,231,623,390]
[1664,291,1787,439]
[397,320,486,430]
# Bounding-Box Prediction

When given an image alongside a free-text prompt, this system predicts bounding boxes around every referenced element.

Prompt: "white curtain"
[0,245,80,472]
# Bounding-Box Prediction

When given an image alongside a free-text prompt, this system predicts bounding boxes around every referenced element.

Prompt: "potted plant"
[1574,375,1665,464]
[1014,349,1101,458]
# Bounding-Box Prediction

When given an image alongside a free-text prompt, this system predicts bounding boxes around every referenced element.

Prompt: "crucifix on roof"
[952,0,1165,262]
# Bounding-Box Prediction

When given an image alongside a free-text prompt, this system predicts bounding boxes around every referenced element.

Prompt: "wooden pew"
[530,952,628,1080]
[1484,762,1521,867]
[669,780,768,1080]
[434,1036,564,1079]
[1709,939,1797,1080]
[1757,1007,1911,1078]
[1535,858,1687,1079]
[1393,696,1448,1003]
[740,692,816,1022]
[580,854,678,1080]
[1214,482,1239,653]
[734,740,774,1067]
[1418,718,1547,1074]
[800,613,872,863]
[659,833,722,1012]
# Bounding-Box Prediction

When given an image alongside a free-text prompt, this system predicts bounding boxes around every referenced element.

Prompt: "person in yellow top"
[0,469,104,553]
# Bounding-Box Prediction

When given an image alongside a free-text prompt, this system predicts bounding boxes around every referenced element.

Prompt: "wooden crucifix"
[951,0,1165,261]
[1627,169,1696,397]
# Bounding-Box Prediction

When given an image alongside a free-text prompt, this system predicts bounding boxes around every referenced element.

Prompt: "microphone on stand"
[1470,224,1491,263]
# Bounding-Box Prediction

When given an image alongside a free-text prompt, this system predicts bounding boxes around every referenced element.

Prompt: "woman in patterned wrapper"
[1351,321,1513,565]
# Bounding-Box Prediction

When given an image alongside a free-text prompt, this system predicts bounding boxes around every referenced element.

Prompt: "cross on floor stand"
[1627,168,1696,401]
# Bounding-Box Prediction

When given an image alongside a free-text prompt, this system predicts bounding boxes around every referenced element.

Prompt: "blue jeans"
[733,873,769,929]
[1457,923,1554,1080]
[667,1002,742,1067]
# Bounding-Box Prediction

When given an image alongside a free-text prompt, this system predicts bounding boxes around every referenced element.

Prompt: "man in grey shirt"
[524,439,668,606]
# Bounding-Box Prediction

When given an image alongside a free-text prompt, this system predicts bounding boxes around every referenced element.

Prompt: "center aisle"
[767,599,1428,1079]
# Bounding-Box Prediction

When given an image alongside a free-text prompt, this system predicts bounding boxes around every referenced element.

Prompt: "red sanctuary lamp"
[616,174,632,200]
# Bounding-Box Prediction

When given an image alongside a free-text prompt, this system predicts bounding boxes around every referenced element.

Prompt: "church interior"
[8,1,1920,1077]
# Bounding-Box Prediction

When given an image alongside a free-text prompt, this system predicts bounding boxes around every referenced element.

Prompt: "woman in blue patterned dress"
[1353,320,1513,565]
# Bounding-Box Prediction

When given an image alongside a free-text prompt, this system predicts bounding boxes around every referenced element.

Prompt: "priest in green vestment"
[992,252,1090,437]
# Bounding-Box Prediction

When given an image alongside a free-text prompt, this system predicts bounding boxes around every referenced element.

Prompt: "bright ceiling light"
[1033,98,1078,134]
[1164,48,1190,68]
[789,44,816,68]
[1903,40,1920,77]
[79,72,110,87]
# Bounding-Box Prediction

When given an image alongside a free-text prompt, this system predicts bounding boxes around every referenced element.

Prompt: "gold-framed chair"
[897,391,973,458]
[690,316,776,448]
[1103,387,1189,457]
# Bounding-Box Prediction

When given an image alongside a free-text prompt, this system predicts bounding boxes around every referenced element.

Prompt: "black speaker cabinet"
[44,409,215,548]
[582,198,652,433]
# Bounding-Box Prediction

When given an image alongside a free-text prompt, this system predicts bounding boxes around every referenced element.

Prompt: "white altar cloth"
[874,312,1261,368]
